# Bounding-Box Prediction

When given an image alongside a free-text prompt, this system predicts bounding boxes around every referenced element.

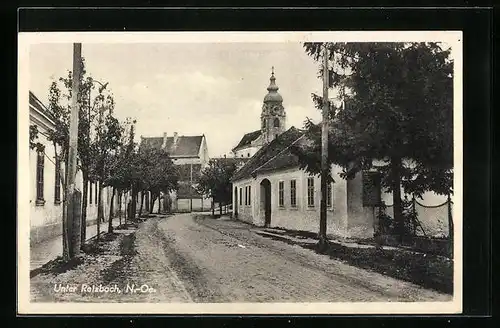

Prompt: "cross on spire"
[271,66,274,76]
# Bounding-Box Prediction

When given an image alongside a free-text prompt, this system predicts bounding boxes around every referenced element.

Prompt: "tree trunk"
[132,190,138,220]
[212,199,215,217]
[96,182,104,241]
[139,191,145,217]
[219,203,222,216]
[151,194,157,213]
[108,187,115,233]
[391,157,404,243]
[118,190,122,226]
[157,193,162,214]
[80,173,89,247]
[124,191,129,224]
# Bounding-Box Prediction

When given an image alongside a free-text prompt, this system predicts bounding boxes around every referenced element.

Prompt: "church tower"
[261,67,286,144]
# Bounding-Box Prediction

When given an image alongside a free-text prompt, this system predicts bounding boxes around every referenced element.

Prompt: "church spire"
[267,66,279,93]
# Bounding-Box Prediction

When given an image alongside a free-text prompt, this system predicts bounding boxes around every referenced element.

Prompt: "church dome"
[263,68,283,103]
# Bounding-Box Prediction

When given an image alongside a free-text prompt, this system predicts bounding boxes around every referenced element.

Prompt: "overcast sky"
[29,42,334,157]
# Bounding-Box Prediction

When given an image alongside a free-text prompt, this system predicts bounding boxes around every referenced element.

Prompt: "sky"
[29,42,332,158]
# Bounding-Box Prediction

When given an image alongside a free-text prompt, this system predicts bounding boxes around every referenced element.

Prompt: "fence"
[380,195,453,238]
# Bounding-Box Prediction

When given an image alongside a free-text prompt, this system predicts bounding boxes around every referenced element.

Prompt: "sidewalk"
[30,221,109,271]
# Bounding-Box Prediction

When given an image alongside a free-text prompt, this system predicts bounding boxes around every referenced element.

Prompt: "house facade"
[140,132,212,213]
[29,91,117,245]
[230,71,450,239]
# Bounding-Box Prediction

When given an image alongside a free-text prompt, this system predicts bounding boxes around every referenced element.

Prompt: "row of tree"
[29,57,179,255]
[294,42,454,243]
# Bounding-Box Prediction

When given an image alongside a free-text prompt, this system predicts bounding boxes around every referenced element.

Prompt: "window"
[239,188,242,206]
[278,181,284,207]
[273,118,280,128]
[89,181,93,205]
[35,149,45,204]
[362,171,382,206]
[54,157,61,204]
[327,182,332,208]
[248,186,252,205]
[290,180,297,207]
[307,177,315,207]
[244,186,248,205]
[247,153,250,157]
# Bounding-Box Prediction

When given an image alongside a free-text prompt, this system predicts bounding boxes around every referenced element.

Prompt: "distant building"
[140,132,211,212]
[230,71,450,239]
[29,91,115,245]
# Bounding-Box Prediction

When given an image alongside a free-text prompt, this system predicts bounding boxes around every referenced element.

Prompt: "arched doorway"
[260,179,272,227]
[234,186,238,218]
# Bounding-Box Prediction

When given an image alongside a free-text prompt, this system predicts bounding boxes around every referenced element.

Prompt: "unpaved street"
[125,214,451,302]
[30,213,452,303]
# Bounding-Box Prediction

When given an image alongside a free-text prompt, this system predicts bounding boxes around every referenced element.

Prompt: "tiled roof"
[211,157,251,166]
[29,91,56,122]
[232,130,261,151]
[177,182,204,199]
[231,127,305,181]
[140,135,203,157]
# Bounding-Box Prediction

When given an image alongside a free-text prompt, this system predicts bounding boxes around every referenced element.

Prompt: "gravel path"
[30,213,452,303]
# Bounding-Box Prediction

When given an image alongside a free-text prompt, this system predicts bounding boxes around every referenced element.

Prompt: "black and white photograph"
[18,31,462,314]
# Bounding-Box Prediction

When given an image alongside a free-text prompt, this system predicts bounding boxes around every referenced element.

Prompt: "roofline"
[231,130,304,182]
[29,95,55,126]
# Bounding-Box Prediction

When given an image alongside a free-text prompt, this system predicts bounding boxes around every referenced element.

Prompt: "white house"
[140,132,212,212]
[29,91,116,245]
[230,71,450,239]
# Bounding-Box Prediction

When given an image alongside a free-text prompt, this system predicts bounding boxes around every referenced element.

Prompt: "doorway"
[234,186,238,218]
[260,179,271,227]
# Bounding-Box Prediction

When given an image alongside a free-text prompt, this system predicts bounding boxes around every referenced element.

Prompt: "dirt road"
[129,214,451,302]
[30,213,452,303]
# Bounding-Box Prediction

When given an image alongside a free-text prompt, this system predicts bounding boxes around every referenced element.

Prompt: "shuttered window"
[307,177,315,207]
[327,182,332,208]
[290,180,297,207]
[278,181,284,207]
[36,150,44,203]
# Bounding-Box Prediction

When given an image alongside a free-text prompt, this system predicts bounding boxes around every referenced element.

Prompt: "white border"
[18,31,463,315]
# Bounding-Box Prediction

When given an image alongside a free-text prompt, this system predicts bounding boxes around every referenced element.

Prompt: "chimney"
[173,132,179,146]
[162,132,168,149]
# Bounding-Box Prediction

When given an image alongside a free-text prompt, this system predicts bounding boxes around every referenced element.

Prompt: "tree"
[135,144,179,217]
[296,42,453,242]
[104,118,136,230]
[46,58,115,247]
[91,100,122,238]
[197,158,238,216]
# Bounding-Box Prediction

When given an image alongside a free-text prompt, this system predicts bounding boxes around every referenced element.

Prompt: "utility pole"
[66,43,82,258]
[319,43,330,251]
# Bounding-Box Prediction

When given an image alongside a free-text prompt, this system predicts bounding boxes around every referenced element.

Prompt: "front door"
[261,179,272,227]
[234,187,238,218]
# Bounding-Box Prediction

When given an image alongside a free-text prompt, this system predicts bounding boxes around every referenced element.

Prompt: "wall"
[171,157,201,165]
[233,145,260,159]
[232,164,376,238]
